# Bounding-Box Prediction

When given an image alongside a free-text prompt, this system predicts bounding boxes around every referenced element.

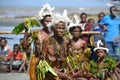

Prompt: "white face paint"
[112,10,120,16]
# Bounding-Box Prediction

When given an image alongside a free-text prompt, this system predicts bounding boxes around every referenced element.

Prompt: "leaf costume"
[67,40,91,78]
[37,36,68,80]
[89,56,117,80]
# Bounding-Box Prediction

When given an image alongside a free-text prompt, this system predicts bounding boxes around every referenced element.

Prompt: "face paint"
[112,10,120,16]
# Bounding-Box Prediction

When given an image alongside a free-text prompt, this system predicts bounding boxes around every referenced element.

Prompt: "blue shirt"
[99,15,120,42]
[0,49,8,56]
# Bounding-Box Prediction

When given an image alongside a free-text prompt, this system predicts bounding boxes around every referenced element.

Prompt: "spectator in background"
[81,18,95,46]
[99,6,120,59]
[80,18,96,61]
[18,47,31,73]
[6,44,23,72]
[93,12,105,46]
[0,38,10,62]
[79,12,88,30]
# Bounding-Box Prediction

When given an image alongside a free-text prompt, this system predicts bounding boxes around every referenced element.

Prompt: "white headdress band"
[94,40,109,53]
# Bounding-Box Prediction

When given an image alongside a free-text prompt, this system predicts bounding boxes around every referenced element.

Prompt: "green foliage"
[89,60,101,78]
[37,60,58,80]
[12,18,40,35]
[12,23,25,35]
[31,19,40,27]
[67,56,76,69]
[104,56,116,70]
[89,56,117,79]
[63,32,72,39]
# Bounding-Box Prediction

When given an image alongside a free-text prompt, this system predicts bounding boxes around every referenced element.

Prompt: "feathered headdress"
[47,9,70,28]
[94,40,109,53]
[67,15,82,31]
[38,3,55,20]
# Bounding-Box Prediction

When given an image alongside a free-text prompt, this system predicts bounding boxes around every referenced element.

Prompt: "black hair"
[80,12,87,19]
[98,12,105,17]
[39,15,51,24]
[98,12,105,22]
[110,6,117,13]
[0,38,7,44]
[13,44,20,50]
[20,38,23,40]
[88,18,95,23]
[69,26,82,34]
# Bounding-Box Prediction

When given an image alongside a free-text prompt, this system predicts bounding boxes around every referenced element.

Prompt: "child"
[6,44,23,72]
[93,40,120,80]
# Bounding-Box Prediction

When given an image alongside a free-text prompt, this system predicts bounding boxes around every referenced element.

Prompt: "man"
[42,14,69,80]
[99,6,120,58]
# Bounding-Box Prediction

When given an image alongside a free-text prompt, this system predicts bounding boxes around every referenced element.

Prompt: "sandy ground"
[0,65,29,80]
[0,73,29,80]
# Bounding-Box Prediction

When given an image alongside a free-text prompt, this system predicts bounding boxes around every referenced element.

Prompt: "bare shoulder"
[42,36,51,43]
[79,39,86,44]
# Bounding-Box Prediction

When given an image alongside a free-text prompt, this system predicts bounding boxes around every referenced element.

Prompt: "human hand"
[103,26,108,31]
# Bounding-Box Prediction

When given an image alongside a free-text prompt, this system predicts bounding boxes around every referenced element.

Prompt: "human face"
[99,14,105,21]
[55,22,66,37]
[1,39,6,46]
[81,15,87,22]
[89,20,95,27]
[20,39,23,44]
[13,46,19,52]
[72,27,81,38]
[96,49,106,58]
[43,16,51,28]
[110,6,118,16]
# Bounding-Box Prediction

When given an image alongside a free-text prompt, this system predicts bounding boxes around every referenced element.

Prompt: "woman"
[67,15,91,79]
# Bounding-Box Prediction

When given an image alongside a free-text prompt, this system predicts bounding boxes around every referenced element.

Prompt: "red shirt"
[7,51,23,60]
[81,22,93,44]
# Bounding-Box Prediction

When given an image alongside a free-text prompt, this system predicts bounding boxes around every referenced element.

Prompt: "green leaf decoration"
[37,60,58,80]
[31,19,40,27]
[12,23,25,35]
[12,18,40,35]
[104,56,116,70]
[67,56,76,69]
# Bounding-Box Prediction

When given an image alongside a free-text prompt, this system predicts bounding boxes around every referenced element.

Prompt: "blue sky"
[0,0,110,8]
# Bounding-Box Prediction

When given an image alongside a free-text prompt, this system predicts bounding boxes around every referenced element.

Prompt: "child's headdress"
[94,40,109,53]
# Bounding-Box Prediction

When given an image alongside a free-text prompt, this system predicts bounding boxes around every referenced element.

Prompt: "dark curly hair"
[69,26,82,34]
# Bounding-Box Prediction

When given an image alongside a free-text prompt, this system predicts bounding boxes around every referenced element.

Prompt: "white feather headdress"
[48,9,70,28]
[38,3,55,20]
[67,15,82,31]
[94,40,109,53]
